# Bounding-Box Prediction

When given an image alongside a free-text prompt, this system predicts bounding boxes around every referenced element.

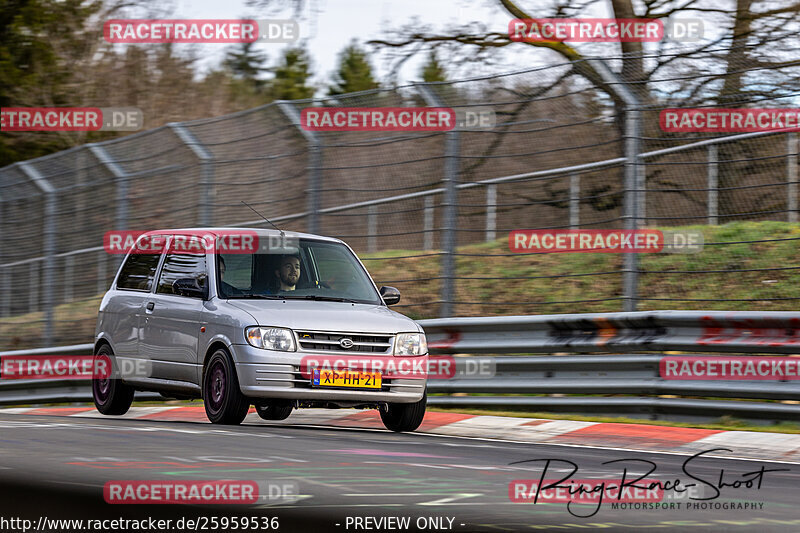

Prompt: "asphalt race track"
[0,412,798,533]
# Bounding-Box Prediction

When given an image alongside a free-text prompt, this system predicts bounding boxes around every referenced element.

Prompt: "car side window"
[156,252,207,297]
[116,253,162,291]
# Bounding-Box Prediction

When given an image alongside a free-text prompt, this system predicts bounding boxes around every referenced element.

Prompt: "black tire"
[380,391,427,432]
[203,348,250,425]
[92,344,135,416]
[255,400,293,421]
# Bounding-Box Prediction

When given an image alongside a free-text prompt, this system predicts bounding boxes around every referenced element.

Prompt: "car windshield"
[217,238,382,305]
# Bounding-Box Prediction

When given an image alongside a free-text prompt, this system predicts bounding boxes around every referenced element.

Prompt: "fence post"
[1,266,8,318]
[277,102,321,233]
[418,84,459,317]
[64,255,74,303]
[29,262,39,313]
[486,184,497,242]
[708,144,719,225]
[18,162,55,346]
[97,250,107,294]
[587,59,642,312]
[789,133,798,224]
[169,124,215,226]
[0,192,4,317]
[424,195,434,250]
[89,144,130,232]
[569,173,580,229]
[367,205,377,252]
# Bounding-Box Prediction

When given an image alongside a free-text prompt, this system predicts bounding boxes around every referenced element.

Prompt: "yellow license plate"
[312,369,382,389]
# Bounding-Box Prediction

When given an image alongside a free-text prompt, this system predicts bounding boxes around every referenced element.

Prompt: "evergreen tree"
[270,45,315,100]
[420,50,447,82]
[328,41,379,96]
[224,42,269,93]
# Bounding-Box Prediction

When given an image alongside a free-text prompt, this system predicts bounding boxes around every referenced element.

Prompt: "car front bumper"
[232,344,427,404]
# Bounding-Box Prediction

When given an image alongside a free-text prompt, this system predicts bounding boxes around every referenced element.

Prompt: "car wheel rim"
[93,354,111,404]
[208,361,226,413]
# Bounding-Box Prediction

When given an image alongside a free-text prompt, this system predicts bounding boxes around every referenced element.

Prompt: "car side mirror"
[379,286,401,306]
[173,278,207,299]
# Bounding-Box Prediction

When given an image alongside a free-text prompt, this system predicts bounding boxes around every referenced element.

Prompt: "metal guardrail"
[0,344,158,406]
[419,311,800,422]
[425,355,800,422]
[0,311,798,422]
[419,311,800,354]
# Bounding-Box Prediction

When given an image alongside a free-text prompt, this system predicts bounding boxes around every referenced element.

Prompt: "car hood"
[226,299,420,334]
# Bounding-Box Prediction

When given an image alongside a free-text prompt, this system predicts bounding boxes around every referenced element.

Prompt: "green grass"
[362,220,800,318]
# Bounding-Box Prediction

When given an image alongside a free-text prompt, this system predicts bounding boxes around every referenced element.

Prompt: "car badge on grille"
[339,337,354,349]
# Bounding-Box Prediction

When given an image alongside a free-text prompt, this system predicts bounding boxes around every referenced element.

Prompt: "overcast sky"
[152,0,559,87]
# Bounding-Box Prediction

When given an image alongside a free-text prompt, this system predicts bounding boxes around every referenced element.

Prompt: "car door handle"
[146,302,155,311]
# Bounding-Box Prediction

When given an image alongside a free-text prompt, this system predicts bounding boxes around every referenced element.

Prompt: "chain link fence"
[1,47,798,348]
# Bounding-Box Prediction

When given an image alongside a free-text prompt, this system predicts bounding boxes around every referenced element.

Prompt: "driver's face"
[277,257,300,286]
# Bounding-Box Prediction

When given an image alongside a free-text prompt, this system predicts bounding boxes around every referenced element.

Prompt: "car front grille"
[295,330,393,354]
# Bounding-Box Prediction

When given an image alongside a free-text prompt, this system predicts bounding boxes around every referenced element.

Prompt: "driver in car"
[272,254,301,292]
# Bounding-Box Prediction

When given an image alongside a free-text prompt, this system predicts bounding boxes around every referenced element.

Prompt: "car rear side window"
[116,253,161,291]
[156,252,207,296]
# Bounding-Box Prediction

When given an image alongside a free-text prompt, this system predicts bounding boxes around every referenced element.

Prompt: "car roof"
[140,227,344,244]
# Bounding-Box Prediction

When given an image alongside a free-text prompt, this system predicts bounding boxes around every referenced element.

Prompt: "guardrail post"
[367,205,377,252]
[569,173,580,229]
[485,184,496,242]
[789,132,798,223]
[169,124,215,227]
[587,59,642,312]
[418,84,458,317]
[708,144,719,225]
[277,102,321,234]
[18,162,55,346]
[424,195,434,250]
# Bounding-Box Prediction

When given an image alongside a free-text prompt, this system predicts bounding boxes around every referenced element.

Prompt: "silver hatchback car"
[93,228,428,432]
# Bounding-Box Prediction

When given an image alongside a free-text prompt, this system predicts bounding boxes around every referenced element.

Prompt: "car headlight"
[394,332,427,356]
[246,327,296,351]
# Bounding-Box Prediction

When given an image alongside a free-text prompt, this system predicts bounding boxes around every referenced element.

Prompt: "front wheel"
[92,345,134,415]
[203,349,250,425]
[380,391,427,432]
[255,400,293,421]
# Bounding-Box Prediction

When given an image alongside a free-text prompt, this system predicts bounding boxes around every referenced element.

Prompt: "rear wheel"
[203,349,250,425]
[92,344,135,415]
[380,391,427,432]
[255,400,293,421]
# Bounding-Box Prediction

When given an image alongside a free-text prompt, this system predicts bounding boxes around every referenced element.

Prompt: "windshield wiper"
[282,294,361,303]
[226,294,282,300]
